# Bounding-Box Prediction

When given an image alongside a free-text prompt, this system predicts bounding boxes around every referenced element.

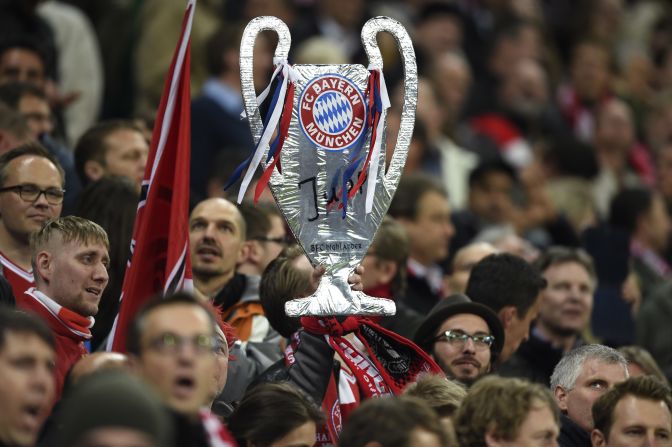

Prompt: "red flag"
[108,0,195,352]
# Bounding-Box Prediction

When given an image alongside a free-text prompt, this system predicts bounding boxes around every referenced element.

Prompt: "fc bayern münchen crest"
[299,74,367,151]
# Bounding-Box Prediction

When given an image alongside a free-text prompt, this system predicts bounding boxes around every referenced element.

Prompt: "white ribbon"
[240,57,286,119]
[237,63,297,203]
[365,67,390,213]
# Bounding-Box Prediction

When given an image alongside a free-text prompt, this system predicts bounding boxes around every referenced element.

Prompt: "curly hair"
[455,376,559,447]
[404,373,466,418]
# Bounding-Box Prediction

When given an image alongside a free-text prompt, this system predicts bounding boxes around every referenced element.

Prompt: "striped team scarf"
[288,316,443,445]
[300,316,443,397]
[24,287,94,339]
[199,408,237,447]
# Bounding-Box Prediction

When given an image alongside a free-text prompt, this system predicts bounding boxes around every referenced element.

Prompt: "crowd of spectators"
[2,0,672,446]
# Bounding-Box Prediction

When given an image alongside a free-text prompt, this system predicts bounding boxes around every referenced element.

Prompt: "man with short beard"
[21,216,109,398]
[499,246,596,385]
[414,294,504,386]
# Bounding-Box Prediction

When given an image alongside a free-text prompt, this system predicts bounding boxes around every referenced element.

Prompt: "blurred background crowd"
[2,0,672,446]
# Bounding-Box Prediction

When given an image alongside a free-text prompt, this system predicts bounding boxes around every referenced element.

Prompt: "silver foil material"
[239,16,417,316]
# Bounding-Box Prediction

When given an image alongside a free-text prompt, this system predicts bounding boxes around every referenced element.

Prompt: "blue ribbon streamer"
[223,73,285,191]
[335,71,383,218]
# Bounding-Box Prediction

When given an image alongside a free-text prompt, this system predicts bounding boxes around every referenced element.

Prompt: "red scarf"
[286,317,443,445]
[20,288,92,400]
[24,288,94,338]
[301,316,442,395]
[557,85,612,142]
[199,408,237,447]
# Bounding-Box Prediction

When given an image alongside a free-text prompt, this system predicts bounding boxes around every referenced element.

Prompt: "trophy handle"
[240,16,292,147]
[361,17,417,192]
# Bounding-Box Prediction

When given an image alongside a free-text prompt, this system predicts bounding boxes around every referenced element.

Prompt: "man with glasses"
[414,293,504,387]
[0,143,65,301]
[238,201,288,279]
[127,292,236,446]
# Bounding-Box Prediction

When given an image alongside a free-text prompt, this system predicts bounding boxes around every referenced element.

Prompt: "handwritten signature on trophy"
[298,174,370,222]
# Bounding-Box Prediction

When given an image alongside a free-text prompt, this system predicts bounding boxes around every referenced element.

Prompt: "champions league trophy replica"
[232,16,417,316]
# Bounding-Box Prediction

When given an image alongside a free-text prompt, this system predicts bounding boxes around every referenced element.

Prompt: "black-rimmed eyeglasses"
[146,332,222,355]
[0,184,65,205]
[433,330,494,351]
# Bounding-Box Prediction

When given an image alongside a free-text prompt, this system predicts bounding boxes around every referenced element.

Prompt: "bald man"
[69,352,129,386]
[189,198,280,348]
[445,242,498,294]
[189,198,246,299]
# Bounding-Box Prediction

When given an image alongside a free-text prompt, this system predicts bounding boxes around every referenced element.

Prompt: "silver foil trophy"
[239,16,417,316]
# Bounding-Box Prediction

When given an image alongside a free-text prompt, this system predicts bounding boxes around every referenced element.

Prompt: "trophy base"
[284,275,397,316]
[285,292,396,316]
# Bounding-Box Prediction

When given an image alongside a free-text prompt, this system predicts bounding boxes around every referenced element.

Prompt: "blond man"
[19,216,109,397]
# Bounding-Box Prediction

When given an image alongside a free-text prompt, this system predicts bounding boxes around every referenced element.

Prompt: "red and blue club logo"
[299,74,367,151]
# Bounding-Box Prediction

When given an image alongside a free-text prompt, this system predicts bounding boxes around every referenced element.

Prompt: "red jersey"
[18,289,90,400]
[0,252,34,305]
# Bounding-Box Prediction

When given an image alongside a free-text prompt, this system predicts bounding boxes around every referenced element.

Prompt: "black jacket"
[212,273,247,311]
[558,413,591,447]
[0,268,15,308]
[398,272,442,316]
[637,281,672,382]
[378,300,424,340]
[497,330,574,386]
[190,94,255,204]
[252,329,335,405]
[171,409,209,447]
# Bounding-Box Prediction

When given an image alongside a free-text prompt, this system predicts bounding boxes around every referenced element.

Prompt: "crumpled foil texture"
[239,16,417,315]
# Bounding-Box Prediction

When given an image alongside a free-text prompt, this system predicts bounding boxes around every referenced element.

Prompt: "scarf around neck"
[199,408,237,447]
[24,287,94,339]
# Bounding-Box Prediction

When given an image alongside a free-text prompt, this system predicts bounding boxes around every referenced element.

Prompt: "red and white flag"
[108,0,195,352]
